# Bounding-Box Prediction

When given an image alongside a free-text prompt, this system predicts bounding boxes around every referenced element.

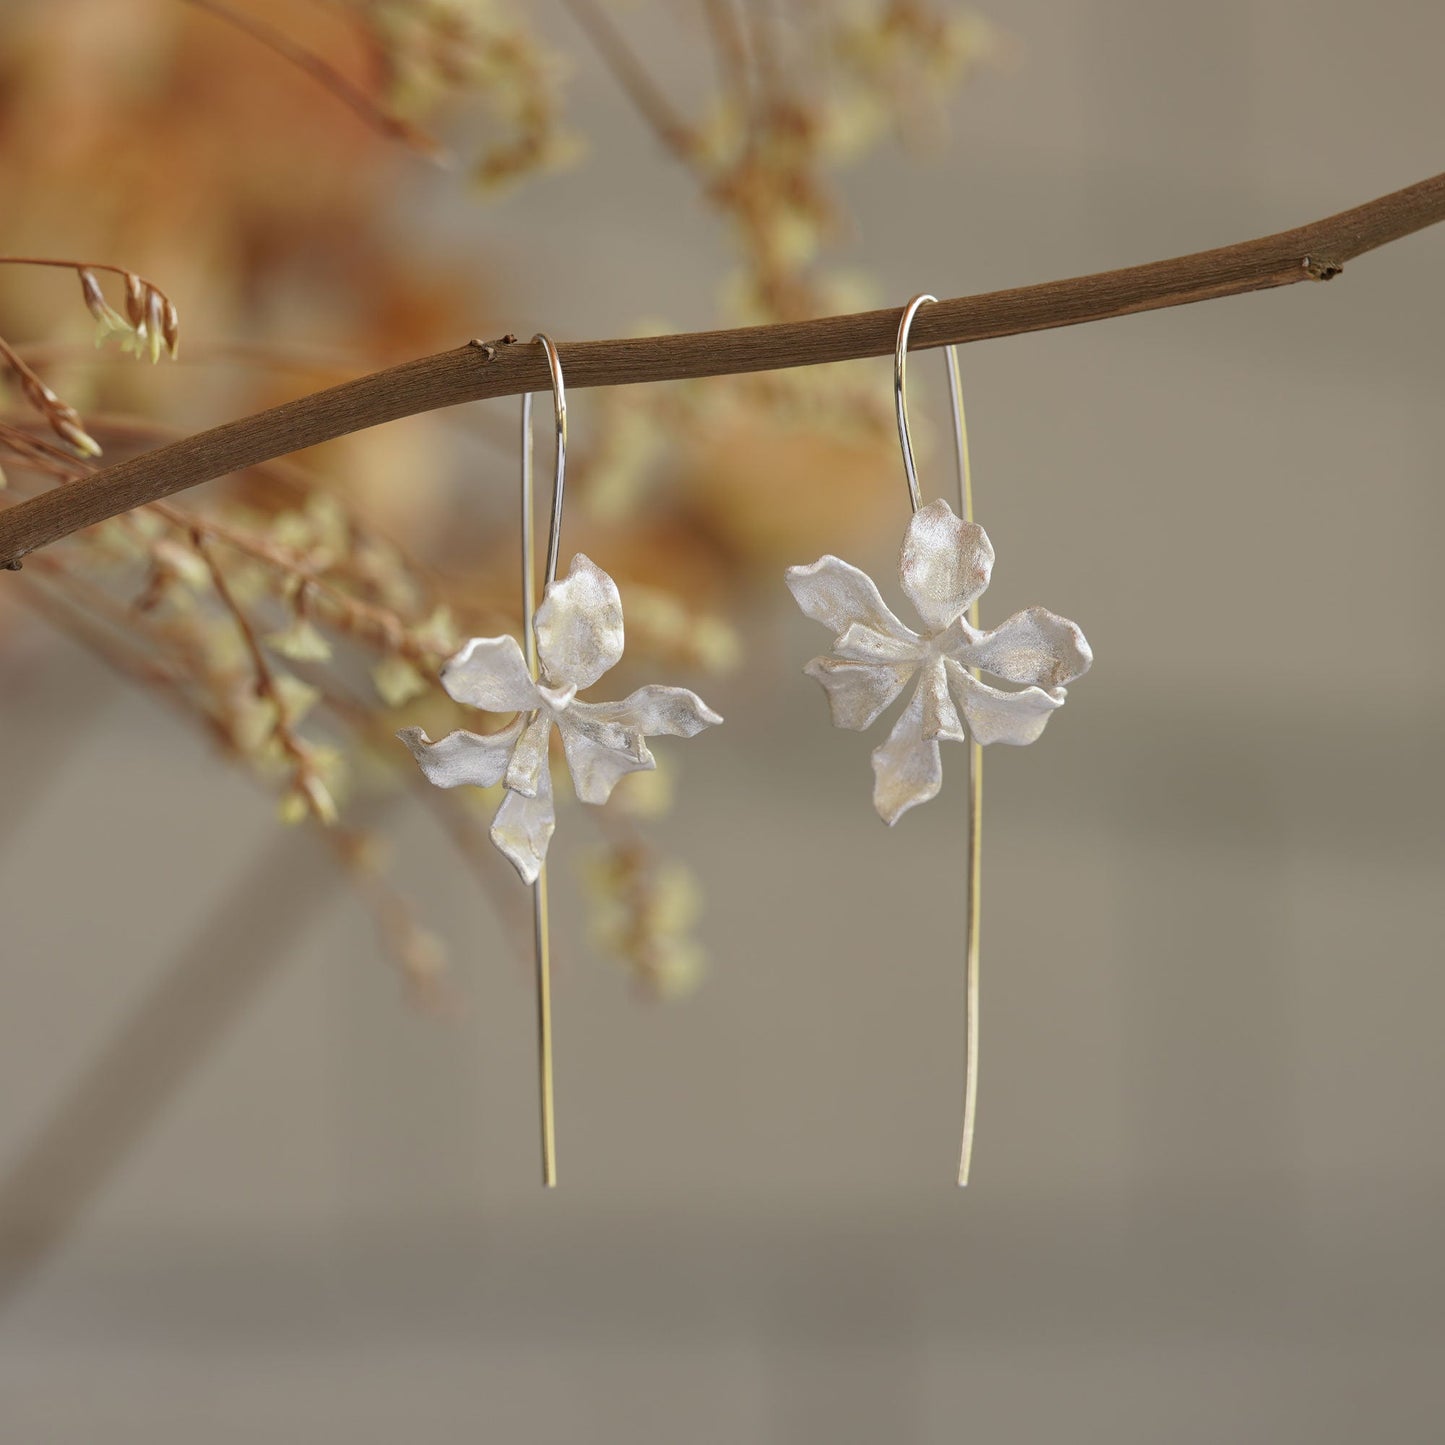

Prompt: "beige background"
[2,1,1444,1440]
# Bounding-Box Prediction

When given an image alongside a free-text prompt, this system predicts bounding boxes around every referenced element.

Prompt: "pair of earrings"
[399,300,1092,1187]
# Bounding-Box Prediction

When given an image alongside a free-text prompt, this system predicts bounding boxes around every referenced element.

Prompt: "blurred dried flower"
[0,0,997,997]
[584,844,707,1000]
[359,0,581,189]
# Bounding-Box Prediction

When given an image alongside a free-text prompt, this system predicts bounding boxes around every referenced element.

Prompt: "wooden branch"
[2,171,1442,568]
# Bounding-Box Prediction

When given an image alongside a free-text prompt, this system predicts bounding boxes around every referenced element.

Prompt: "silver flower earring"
[785,294,1092,1184]
[398,335,723,1186]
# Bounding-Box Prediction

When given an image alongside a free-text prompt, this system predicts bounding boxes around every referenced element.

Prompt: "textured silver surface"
[399,554,722,883]
[786,498,1091,824]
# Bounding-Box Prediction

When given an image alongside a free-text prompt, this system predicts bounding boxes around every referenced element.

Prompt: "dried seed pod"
[78,268,132,341]
[124,271,146,329]
[51,411,102,458]
[17,371,57,412]
[161,297,180,358]
[144,288,165,363]
[6,362,101,457]
[78,269,106,320]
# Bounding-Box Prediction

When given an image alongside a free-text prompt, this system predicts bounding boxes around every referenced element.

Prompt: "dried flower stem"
[180,0,446,159]
[2,169,1442,568]
[0,256,162,282]
[191,530,332,817]
[0,257,179,359]
[0,335,101,456]
[0,422,86,483]
[1,410,447,661]
[560,0,698,162]
[21,558,191,700]
[743,0,784,101]
[24,533,510,951]
[701,0,752,99]
[152,501,431,661]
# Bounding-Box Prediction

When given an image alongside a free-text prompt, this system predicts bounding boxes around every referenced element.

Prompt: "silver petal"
[397,719,523,789]
[802,655,914,732]
[954,606,1092,689]
[945,658,1065,746]
[785,556,917,647]
[917,657,966,742]
[557,712,656,805]
[557,686,722,804]
[586,684,724,738]
[833,621,920,665]
[503,711,554,797]
[440,635,539,712]
[535,553,625,690]
[537,680,578,711]
[899,498,994,631]
[870,681,944,825]
[490,764,556,884]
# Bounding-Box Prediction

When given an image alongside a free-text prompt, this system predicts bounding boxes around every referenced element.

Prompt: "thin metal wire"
[893,295,932,515]
[520,332,567,1188]
[894,295,984,1188]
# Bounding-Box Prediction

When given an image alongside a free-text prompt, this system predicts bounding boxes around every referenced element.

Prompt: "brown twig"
[1,170,1442,568]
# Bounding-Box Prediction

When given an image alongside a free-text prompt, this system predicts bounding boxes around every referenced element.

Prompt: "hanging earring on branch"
[397,334,724,1187]
[784,294,1093,1185]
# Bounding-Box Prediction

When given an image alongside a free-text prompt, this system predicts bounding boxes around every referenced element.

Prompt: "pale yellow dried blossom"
[363,0,580,192]
[410,604,462,658]
[583,847,707,1000]
[607,756,674,819]
[579,398,666,522]
[266,616,334,662]
[279,741,346,826]
[371,654,430,707]
[151,538,213,593]
[79,270,131,344]
[618,584,742,675]
[233,693,282,757]
[303,774,341,828]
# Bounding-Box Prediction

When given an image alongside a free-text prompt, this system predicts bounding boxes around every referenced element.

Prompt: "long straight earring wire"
[520,333,567,1188]
[403,332,723,1185]
[895,295,983,1187]
[943,344,983,1188]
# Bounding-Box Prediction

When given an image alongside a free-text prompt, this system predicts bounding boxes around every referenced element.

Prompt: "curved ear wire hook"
[894,293,970,519]
[521,332,568,666]
[525,333,568,591]
[519,331,566,1187]
[895,294,985,1187]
